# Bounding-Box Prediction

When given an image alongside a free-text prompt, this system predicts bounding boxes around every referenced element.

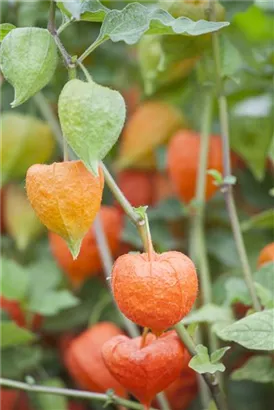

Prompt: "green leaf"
[207,169,223,185]
[147,198,184,221]
[29,290,79,316]
[234,5,274,43]
[220,35,243,79]
[211,347,231,364]
[28,259,62,295]
[43,277,122,332]
[33,378,68,410]
[241,209,274,232]
[225,277,251,306]
[0,23,16,41]
[230,111,273,181]
[254,263,274,296]
[189,344,230,374]
[217,309,274,350]
[1,322,36,348]
[57,0,109,21]
[58,78,126,175]
[1,345,42,379]
[0,258,29,301]
[96,3,229,45]
[182,304,233,325]
[231,356,274,383]
[254,283,274,309]
[0,28,58,107]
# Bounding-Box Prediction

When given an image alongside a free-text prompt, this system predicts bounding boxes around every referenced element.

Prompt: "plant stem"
[47,0,73,68]
[78,38,107,63]
[78,61,93,82]
[189,93,213,306]
[33,93,63,147]
[100,163,142,226]
[0,378,156,410]
[93,215,140,338]
[174,324,228,410]
[210,10,261,312]
[57,18,74,35]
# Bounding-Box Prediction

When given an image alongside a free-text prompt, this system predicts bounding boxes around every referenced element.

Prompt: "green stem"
[78,61,93,82]
[211,16,261,312]
[0,378,156,410]
[190,93,213,306]
[33,93,70,162]
[93,215,140,339]
[33,93,63,147]
[174,324,228,410]
[100,163,142,226]
[78,38,107,63]
[57,18,74,35]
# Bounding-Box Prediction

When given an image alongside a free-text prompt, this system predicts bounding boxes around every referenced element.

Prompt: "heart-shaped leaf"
[0,27,58,107]
[58,79,126,175]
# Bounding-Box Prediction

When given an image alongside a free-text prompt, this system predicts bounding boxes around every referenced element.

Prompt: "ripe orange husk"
[64,322,127,398]
[112,251,198,333]
[116,170,155,209]
[116,101,185,170]
[257,242,274,267]
[167,131,223,203]
[116,170,173,212]
[26,161,104,255]
[102,330,186,409]
[49,206,123,286]
[1,389,32,410]
[0,296,42,331]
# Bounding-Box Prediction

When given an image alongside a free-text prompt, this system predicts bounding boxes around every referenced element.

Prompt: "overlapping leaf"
[96,2,229,45]
[57,0,109,22]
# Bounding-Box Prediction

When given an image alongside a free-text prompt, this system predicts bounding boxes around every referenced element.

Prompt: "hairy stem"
[0,378,156,410]
[174,324,228,410]
[210,8,261,312]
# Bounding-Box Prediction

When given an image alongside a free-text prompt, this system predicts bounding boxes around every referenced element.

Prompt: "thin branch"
[78,38,107,63]
[210,3,261,312]
[0,378,156,410]
[100,163,142,226]
[174,324,228,410]
[47,0,74,69]
[93,215,140,339]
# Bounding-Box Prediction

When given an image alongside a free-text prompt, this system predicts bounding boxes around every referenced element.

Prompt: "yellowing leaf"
[1,112,55,185]
[4,184,45,251]
[116,101,185,170]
